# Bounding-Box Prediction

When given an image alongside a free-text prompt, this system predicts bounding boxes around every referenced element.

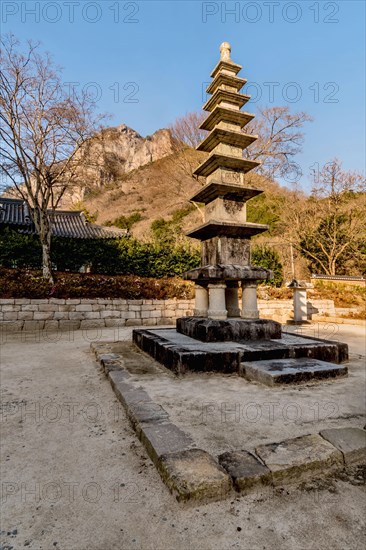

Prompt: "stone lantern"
[287,279,312,324]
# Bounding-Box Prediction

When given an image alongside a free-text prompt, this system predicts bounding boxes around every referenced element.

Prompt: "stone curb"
[218,450,272,492]
[319,427,366,468]
[92,343,233,503]
[92,342,366,503]
[159,449,232,503]
[255,434,344,486]
[219,430,365,491]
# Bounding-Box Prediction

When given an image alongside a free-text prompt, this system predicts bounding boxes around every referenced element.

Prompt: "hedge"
[0,228,200,277]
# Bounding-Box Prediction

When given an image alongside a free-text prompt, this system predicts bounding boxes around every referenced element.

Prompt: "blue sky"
[2,0,365,190]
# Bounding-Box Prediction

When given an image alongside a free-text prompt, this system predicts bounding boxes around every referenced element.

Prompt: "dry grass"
[257,284,365,311]
[79,149,205,240]
[309,285,365,308]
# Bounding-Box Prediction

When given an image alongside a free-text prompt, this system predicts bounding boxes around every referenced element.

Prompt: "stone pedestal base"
[176,317,281,343]
[132,328,349,376]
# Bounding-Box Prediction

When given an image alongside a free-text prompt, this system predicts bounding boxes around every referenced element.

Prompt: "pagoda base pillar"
[194,284,209,317]
[241,282,259,319]
[207,283,228,320]
[225,283,241,317]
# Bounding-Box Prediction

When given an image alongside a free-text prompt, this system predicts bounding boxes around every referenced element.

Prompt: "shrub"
[151,205,196,246]
[105,212,142,230]
[0,228,42,268]
[0,228,200,278]
[251,245,284,287]
[0,268,195,299]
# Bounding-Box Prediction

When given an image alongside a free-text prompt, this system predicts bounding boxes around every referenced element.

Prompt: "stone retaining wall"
[0,298,194,332]
[0,298,336,332]
[259,299,336,324]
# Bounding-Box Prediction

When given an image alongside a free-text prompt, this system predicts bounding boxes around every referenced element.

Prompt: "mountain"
[72,147,207,239]
[60,122,293,242]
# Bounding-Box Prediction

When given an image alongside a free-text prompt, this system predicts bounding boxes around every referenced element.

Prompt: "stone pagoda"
[133,42,348,382]
[177,42,280,342]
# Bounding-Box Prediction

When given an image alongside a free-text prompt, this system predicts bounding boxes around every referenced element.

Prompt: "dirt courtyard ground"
[1,323,365,550]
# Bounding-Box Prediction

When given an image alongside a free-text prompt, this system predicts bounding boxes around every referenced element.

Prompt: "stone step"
[240,357,348,386]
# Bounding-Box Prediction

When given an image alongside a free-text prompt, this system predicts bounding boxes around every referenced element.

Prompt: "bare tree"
[165,112,207,221]
[0,34,104,282]
[281,159,366,275]
[169,111,207,149]
[310,157,365,201]
[244,106,312,180]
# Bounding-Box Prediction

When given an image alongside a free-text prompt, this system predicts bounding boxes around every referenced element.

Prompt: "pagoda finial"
[220,42,231,61]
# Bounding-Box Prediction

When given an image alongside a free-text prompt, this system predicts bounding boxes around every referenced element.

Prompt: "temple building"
[0,198,126,240]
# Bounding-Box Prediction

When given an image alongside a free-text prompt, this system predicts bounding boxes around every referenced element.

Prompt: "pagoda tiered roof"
[188,41,267,261]
[197,128,257,152]
[190,183,263,204]
[186,221,268,240]
[199,106,254,131]
[206,72,247,94]
[203,88,250,112]
[210,59,242,79]
[193,154,260,178]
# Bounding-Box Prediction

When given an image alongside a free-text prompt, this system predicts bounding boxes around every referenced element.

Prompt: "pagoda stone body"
[177,42,280,342]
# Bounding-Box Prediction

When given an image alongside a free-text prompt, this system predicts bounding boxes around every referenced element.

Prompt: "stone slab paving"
[255,434,344,485]
[320,427,366,467]
[241,357,348,386]
[92,342,365,503]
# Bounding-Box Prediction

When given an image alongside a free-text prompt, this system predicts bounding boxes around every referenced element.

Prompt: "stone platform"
[177,316,281,342]
[132,328,348,377]
[241,358,348,386]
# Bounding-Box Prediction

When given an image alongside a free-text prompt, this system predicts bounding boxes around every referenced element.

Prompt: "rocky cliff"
[62,124,175,205]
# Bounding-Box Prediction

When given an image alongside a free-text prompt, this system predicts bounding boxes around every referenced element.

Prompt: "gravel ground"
[1,323,365,550]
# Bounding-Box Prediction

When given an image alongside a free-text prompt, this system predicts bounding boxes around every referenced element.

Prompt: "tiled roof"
[0,198,126,239]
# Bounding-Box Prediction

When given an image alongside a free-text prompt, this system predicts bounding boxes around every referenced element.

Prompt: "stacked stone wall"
[0,298,337,332]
